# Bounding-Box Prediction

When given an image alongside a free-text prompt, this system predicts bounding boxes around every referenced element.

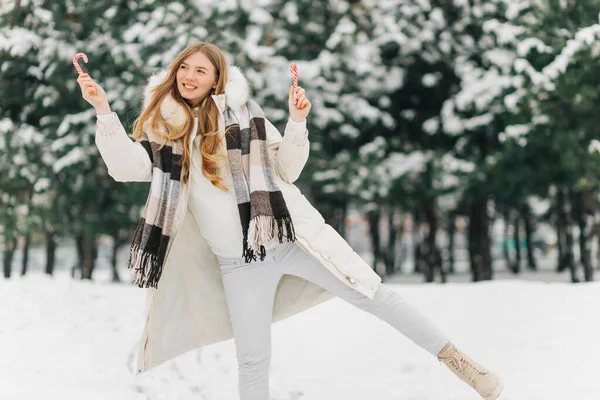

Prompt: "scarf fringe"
[242,242,265,264]
[128,243,162,288]
[244,214,296,263]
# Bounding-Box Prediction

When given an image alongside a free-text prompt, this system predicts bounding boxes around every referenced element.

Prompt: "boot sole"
[482,378,504,400]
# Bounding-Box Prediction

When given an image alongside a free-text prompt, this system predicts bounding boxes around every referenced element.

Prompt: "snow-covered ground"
[1,270,599,400]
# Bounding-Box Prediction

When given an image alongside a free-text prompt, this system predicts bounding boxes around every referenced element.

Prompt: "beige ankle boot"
[437,343,503,400]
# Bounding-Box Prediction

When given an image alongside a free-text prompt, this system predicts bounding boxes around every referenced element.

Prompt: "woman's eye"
[197,70,205,74]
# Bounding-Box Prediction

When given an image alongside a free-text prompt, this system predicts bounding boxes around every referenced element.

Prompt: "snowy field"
[1,269,599,400]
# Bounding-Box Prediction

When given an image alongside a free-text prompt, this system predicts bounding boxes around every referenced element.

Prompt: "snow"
[516,38,552,57]
[0,28,42,57]
[504,124,530,139]
[0,118,14,134]
[463,112,493,130]
[506,0,531,20]
[1,271,599,400]
[422,117,439,134]
[33,177,51,192]
[313,169,342,182]
[338,96,381,124]
[542,24,600,80]
[588,140,600,154]
[483,19,525,45]
[339,124,361,139]
[378,96,391,108]
[484,48,516,71]
[52,147,86,173]
[401,109,416,121]
[499,124,530,143]
[527,195,551,217]
[441,153,475,173]
[55,110,96,138]
[359,136,386,158]
[249,8,273,25]
[421,73,440,87]
[326,17,357,50]
[282,2,299,24]
[386,151,426,178]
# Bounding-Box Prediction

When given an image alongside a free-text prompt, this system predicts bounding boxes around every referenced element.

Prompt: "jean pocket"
[218,257,252,275]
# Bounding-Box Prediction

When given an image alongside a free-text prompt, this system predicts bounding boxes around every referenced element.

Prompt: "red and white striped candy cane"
[73,53,88,75]
[289,63,298,102]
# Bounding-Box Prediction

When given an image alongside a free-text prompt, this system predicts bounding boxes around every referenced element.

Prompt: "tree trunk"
[522,203,538,271]
[3,236,18,279]
[597,231,600,271]
[111,234,122,283]
[447,213,456,275]
[468,196,493,281]
[383,208,399,276]
[511,212,522,274]
[565,221,577,283]
[556,192,566,273]
[422,198,443,283]
[557,188,578,282]
[578,217,593,282]
[412,208,422,274]
[396,213,406,274]
[8,0,22,27]
[20,233,31,276]
[367,206,382,274]
[45,232,57,276]
[502,208,511,269]
[336,198,348,239]
[72,234,84,278]
[574,190,594,282]
[81,234,97,280]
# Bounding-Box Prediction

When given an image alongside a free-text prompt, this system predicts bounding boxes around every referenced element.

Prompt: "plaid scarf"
[128,99,295,288]
[224,100,296,263]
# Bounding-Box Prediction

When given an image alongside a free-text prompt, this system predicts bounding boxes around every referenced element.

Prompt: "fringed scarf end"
[249,215,296,248]
[128,244,162,289]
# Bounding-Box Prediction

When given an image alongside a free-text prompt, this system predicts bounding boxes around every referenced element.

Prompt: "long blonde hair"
[132,42,229,191]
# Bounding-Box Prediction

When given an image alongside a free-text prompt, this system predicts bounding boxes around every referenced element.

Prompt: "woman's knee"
[237,351,271,375]
[365,284,405,312]
[235,336,271,367]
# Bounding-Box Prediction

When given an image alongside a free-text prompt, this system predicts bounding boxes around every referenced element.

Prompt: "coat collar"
[142,64,250,127]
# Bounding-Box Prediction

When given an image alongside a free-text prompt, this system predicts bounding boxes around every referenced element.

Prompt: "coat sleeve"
[94,112,153,182]
[265,118,310,184]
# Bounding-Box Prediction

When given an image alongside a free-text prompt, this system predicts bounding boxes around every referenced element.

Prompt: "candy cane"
[289,63,298,102]
[73,52,96,96]
[73,53,88,75]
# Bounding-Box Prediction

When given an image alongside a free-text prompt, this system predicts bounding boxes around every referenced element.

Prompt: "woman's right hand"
[76,73,111,114]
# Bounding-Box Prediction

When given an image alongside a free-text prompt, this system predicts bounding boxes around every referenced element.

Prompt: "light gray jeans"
[217,242,450,400]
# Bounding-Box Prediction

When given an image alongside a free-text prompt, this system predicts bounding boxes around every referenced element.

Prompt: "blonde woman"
[77,42,503,400]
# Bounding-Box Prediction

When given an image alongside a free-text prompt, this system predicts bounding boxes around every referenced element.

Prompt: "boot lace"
[446,351,483,384]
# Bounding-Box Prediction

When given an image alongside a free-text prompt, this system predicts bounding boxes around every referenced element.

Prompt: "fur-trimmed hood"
[142,64,251,127]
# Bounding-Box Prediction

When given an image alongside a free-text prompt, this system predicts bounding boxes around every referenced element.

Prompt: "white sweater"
[187,131,242,257]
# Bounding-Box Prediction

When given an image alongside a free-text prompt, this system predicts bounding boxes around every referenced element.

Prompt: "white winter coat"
[94,66,382,374]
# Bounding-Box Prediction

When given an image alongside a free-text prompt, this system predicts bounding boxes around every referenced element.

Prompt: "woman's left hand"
[288,85,311,122]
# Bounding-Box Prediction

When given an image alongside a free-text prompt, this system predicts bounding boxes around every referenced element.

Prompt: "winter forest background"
[2,0,600,285]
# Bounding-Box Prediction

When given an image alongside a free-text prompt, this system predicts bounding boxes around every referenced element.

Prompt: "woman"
[77,42,503,400]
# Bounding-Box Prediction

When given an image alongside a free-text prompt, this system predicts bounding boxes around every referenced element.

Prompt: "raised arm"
[266,84,312,183]
[95,113,153,182]
[266,118,309,184]
[77,73,152,182]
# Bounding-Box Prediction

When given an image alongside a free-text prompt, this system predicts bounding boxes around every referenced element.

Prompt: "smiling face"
[175,51,218,107]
